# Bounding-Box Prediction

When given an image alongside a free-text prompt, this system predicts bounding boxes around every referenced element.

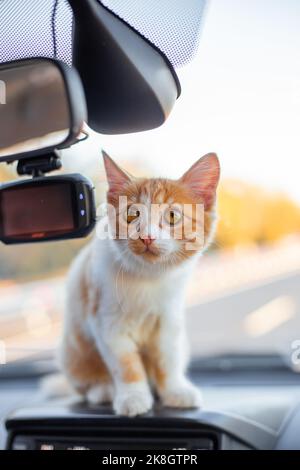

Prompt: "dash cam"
[0,174,96,244]
[0,57,96,244]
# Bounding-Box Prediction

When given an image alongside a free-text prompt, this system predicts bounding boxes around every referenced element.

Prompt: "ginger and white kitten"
[60,152,220,417]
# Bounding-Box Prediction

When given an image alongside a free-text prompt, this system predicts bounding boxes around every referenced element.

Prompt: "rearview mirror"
[0,58,87,162]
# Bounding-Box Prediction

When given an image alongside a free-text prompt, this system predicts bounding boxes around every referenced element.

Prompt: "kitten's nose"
[141,236,155,246]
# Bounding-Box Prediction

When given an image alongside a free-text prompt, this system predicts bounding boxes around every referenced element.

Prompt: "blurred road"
[1,241,300,364]
[187,269,300,360]
[0,277,65,362]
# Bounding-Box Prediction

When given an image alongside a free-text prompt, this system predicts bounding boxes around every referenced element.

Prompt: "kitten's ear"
[102,150,131,193]
[180,153,220,209]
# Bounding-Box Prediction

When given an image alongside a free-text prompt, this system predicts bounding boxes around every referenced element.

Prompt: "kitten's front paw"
[86,383,113,404]
[161,382,202,409]
[114,390,153,417]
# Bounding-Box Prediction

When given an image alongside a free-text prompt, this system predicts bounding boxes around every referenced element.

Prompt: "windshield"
[1,0,300,369]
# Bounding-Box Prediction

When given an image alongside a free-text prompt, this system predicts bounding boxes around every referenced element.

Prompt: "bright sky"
[66,0,300,201]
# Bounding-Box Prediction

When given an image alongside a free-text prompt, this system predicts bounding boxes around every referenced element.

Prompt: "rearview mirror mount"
[68,0,180,134]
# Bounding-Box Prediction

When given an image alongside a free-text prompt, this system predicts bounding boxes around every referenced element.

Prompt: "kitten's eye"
[126,207,140,223]
[165,209,181,226]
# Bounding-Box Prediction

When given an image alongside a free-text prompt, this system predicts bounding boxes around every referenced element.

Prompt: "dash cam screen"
[1,182,75,239]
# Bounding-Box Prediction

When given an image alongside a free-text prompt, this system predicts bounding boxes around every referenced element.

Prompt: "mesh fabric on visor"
[0,0,207,68]
[0,0,73,65]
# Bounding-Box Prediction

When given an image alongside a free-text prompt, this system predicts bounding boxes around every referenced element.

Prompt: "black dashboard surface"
[2,369,300,450]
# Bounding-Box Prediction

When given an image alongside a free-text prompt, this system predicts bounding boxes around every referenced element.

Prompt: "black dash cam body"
[0,174,96,244]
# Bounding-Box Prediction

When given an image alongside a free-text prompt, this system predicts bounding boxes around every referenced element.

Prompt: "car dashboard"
[2,366,300,451]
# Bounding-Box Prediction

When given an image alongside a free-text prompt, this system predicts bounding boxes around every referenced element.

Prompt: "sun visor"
[0,0,207,134]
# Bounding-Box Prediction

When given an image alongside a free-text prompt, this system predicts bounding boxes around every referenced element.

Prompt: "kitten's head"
[103,152,220,271]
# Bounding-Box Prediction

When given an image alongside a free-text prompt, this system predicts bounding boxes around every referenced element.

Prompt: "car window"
[1,0,300,367]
